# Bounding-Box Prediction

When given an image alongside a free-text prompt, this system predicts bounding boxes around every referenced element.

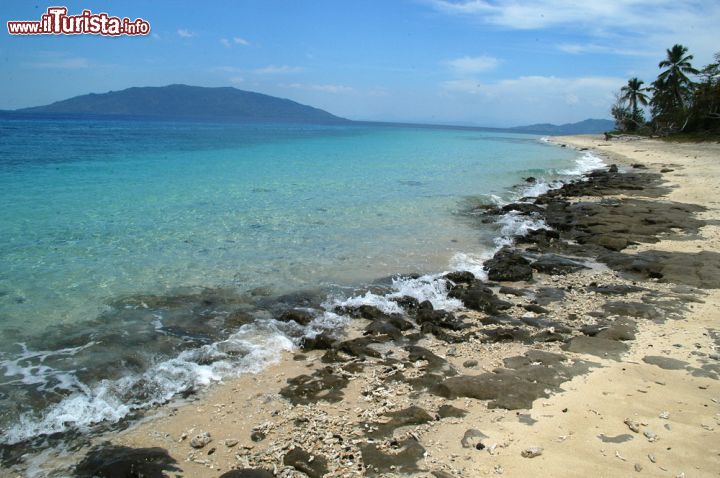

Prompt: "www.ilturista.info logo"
[7,6,150,36]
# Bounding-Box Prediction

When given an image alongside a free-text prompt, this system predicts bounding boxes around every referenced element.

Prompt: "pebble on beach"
[521,447,544,458]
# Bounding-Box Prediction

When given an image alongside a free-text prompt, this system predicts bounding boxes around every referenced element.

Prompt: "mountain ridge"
[13,84,348,124]
[3,85,613,133]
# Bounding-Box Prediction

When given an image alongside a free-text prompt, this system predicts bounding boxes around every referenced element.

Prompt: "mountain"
[13,84,347,123]
[508,118,615,135]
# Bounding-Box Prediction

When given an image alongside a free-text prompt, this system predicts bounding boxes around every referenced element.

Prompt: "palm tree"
[658,44,699,108]
[620,77,649,119]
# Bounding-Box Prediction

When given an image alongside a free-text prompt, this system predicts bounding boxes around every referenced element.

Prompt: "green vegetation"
[611,45,719,136]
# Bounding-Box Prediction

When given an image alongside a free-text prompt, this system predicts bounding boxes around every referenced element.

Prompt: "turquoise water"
[0,119,585,444]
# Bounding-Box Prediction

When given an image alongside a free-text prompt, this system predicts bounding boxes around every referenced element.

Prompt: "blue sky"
[1,0,718,126]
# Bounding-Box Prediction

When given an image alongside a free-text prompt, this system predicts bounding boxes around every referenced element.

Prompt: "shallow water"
[0,119,591,445]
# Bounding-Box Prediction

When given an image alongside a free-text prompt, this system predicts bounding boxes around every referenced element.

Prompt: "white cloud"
[177,29,195,38]
[437,74,626,124]
[229,76,244,85]
[285,83,354,94]
[556,43,651,57]
[447,55,499,74]
[254,65,304,75]
[428,0,720,61]
[221,37,250,47]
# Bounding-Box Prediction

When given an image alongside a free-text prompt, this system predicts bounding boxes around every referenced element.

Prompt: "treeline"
[612,44,719,135]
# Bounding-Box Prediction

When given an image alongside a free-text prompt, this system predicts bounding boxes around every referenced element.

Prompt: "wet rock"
[250,430,265,442]
[74,444,181,478]
[501,203,544,215]
[300,332,334,351]
[609,164,619,173]
[360,438,425,476]
[484,248,533,282]
[481,327,533,344]
[463,359,479,368]
[461,429,489,448]
[448,282,512,314]
[280,367,349,405]
[532,254,588,275]
[521,447,543,458]
[445,271,476,285]
[282,447,329,478]
[337,337,383,358]
[190,432,211,449]
[224,310,256,329]
[277,309,314,326]
[337,304,388,320]
[392,295,420,312]
[364,320,403,340]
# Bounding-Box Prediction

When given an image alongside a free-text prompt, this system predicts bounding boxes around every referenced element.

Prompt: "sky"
[1,0,718,127]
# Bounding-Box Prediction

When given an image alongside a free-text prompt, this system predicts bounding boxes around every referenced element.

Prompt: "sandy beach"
[10,135,720,478]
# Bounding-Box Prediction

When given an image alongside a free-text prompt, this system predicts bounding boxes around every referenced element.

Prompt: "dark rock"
[448,281,512,314]
[337,337,383,358]
[74,444,181,478]
[300,332,334,351]
[224,310,255,329]
[562,336,629,360]
[250,430,265,442]
[437,404,467,419]
[608,164,619,173]
[587,284,645,295]
[484,248,533,282]
[599,250,720,289]
[337,304,388,320]
[283,447,328,478]
[642,356,689,370]
[595,318,636,341]
[392,295,420,312]
[280,367,349,405]
[277,309,314,326]
[501,203,544,215]
[219,470,274,478]
[361,439,425,476]
[523,304,549,314]
[445,271,476,285]
[366,406,434,438]
[481,327,533,344]
[499,286,528,297]
[525,176,537,183]
[364,321,402,340]
[532,254,588,275]
[432,350,594,409]
[603,301,662,321]
[463,359,479,368]
[660,168,674,173]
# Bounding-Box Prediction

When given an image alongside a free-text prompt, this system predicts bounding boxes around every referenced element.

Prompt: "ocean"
[0,118,601,447]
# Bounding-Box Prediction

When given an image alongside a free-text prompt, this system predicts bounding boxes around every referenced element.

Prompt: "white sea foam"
[561,151,605,176]
[2,322,294,445]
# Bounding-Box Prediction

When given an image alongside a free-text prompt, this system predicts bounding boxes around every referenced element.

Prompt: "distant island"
[8,84,348,124]
[1,84,613,133]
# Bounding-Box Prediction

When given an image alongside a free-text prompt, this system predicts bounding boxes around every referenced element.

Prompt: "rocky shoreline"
[6,136,720,477]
